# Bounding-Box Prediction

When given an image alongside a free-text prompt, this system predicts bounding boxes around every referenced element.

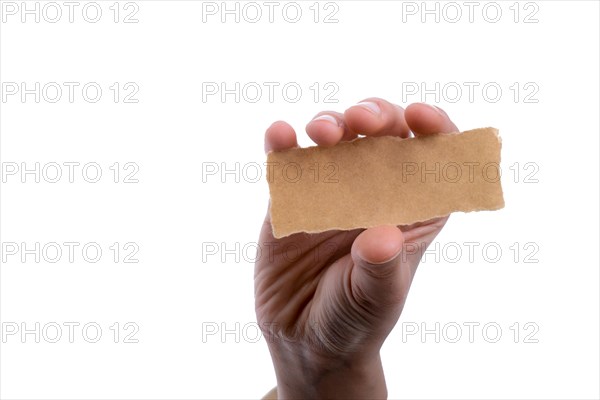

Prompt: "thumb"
[350,225,412,313]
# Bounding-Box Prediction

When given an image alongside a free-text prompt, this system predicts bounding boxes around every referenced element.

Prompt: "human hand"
[255,99,459,399]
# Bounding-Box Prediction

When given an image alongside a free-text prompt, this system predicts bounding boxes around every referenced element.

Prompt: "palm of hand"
[255,215,447,358]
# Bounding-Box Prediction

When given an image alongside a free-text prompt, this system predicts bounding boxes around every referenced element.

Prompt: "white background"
[1,1,598,399]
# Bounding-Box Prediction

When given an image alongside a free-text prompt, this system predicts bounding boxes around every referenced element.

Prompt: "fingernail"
[424,103,444,115]
[312,114,339,126]
[356,101,381,115]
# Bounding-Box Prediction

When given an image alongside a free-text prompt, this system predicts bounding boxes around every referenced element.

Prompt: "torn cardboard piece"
[267,127,504,239]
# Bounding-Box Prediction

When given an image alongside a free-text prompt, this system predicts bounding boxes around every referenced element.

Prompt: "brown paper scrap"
[267,127,504,238]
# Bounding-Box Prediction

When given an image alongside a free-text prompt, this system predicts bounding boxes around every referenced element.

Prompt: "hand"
[255,99,459,399]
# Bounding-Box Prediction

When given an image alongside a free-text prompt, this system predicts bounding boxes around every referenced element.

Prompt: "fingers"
[264,120,298,154]
[305,98,410,147]
[277,100,457,151]
[404,103,459,135]
[350,226,412,313]
[344,98,411,138]
[305,111,356,147]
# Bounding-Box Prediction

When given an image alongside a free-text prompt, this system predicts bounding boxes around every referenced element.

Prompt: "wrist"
[269,346,387,399]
